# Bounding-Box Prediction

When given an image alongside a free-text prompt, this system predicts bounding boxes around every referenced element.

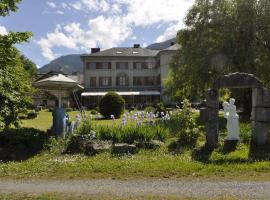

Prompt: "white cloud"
[38,0,194,60]
[56,10,64,15]
[0,25,7,35]
[69,0,110,12]
[155,23,181,42]
[47,1,57,8]
[37,16,132,60]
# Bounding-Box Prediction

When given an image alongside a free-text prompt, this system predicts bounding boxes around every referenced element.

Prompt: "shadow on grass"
[222,140,238,154]
[0,128,48,162]
[191,144,214,163]
[248,142,270,161]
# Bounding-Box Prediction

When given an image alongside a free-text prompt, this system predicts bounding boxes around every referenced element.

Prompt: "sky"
[0,0,195,68]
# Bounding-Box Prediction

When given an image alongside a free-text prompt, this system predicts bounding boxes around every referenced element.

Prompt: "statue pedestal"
[51,108,66,138]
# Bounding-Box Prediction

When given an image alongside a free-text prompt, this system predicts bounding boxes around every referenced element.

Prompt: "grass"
[1,140,270,180]
[21,110,122,131]
[3,109,269,181]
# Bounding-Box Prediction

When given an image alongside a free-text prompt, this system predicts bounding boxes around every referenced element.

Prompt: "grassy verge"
[1,141,270,181]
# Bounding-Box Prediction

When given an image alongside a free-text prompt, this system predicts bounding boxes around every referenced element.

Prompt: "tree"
[99,92,125,119]
[166,0,270,100]
[0,0,33,129]
[20,55,38,81]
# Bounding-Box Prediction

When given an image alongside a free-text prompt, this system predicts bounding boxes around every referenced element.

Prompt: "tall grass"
[91,124,169,144]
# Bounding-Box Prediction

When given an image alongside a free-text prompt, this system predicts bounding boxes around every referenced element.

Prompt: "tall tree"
[0,0,33,129]
[166,0,270,99]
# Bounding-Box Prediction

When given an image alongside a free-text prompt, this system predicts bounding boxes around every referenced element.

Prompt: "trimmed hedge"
[99,92,125,119]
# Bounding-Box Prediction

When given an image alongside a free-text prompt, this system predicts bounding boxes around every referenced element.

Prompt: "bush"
[66,108,73,112]
[90,109,98,115]
[145,106,155,113]
[99,92,125,119]
[76,119,92,135]
[155,102,166,117]
[163,99,199,147]
[27,110,38,119]
[0,128,47,161]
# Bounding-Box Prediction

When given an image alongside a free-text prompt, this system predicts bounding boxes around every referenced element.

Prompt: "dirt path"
[0,179,269,199]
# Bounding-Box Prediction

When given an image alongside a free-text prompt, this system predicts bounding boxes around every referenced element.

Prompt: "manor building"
[81,43,179,108]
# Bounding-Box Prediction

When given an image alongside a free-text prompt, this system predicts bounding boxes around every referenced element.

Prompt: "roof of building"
[164,43,180,51]
[81,47,160,58]
[34,74,84,90]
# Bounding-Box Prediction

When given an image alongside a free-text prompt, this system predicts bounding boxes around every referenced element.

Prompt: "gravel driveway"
[0,179,270,199]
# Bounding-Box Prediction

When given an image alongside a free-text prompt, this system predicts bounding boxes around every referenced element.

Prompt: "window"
[89,77,96,87]
[133,76,156,86]
[133,62,156,69]
[99,77,112,87]
[133,62,142,69]
[86,62,96,70]
[116,62,128,70]
[133,77,144,86]
[96,62,111,70]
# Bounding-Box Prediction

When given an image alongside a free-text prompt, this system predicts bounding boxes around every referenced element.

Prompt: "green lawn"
[2,109,269,181]
[21,110,122,131]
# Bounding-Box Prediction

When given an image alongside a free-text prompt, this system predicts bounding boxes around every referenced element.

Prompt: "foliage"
[0,127,47,161]
[20,55,38,81]
[0,1,33,129]
[99,92,125,119]
[155,102,166,116]
[0,0,21,16]
[163,99,199,147]
[93,124,169,144]
[166,0,270,99]
[75,119,92,135]
[144,106,155,113]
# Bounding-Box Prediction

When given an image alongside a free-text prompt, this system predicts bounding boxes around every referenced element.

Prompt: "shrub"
[90,109,98,115]
[145,106,155,113]
[155,102,166,117]
[0,128,47,161]
[27,110,38,119]
[99,92,125,119]
[76,119,92,135]
[163,99,199,147]
[66,108,73,112]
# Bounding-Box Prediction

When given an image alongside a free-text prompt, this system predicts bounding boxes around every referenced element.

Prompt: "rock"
[84,140,112,156]
[135,140,164,149]
[112,143,137,155]
[63,134,112,156]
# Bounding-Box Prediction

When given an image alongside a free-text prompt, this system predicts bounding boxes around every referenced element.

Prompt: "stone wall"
[200,73,270,147]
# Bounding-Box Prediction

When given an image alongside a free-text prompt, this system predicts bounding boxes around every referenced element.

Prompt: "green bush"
[155,102,166,117]
[163,99,199,147]
[99,92,125,119]
[76,119,92,135]
[145,106,155,113]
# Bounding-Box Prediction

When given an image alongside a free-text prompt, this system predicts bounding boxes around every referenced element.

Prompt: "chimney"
[133,44,140,48]
[170,42,175,46]
[91,48,100,54]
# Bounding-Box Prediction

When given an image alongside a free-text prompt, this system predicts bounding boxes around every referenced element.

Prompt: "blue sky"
[0,0,194,68]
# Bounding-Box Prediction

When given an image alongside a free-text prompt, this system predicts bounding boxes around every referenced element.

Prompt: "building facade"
[81,44,179,108]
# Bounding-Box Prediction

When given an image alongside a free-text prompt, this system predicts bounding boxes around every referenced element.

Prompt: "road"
[0,179,269,199]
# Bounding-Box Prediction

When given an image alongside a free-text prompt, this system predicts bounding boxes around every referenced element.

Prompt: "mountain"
[38,54,83,75]
[38,38,177,74]
[146,37,176,50]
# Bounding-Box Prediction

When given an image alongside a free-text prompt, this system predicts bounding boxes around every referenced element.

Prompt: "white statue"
[222,98,240,141]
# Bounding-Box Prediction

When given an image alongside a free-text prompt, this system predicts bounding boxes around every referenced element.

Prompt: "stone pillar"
[200,89,219,148]
[251,88,270,145]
